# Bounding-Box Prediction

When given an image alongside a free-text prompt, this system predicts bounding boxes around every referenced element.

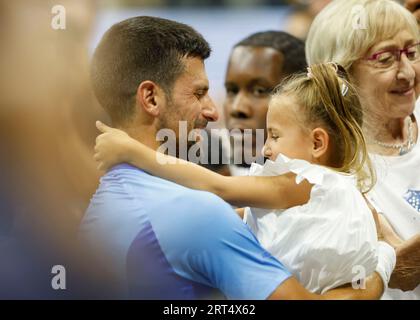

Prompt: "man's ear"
[310,127,330,160]
[135,81,165,117]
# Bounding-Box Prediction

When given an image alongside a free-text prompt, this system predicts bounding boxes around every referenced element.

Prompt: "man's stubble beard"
[157,99,203,160]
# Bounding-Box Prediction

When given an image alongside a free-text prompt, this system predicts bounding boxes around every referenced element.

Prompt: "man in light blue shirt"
[81,16,385,299]
[82,163,290,299]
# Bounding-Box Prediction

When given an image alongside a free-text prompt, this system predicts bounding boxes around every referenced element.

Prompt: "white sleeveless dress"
[244,154,379,293]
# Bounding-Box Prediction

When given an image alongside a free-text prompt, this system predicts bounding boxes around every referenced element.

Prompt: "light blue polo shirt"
[80,164,291,299]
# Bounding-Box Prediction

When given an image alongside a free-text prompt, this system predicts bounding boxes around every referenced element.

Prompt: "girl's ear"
[310,127,330,160]
[135,80,165,117]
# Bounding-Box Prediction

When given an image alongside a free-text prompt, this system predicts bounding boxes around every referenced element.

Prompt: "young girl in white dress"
[93,63,396,294]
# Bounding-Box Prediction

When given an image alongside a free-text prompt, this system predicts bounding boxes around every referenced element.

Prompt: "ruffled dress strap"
[249,153,347,188]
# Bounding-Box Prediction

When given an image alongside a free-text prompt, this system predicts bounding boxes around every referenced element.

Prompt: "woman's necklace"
[372,116,415,156]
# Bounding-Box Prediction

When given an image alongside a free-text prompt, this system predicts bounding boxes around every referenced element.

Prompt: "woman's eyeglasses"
[364,42,420,69]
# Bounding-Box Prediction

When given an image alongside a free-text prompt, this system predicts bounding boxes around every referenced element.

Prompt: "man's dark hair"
[234,31,306,76]
[91,16,211,125]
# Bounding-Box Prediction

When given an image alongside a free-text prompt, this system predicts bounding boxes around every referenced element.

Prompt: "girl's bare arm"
[95,121,311,209]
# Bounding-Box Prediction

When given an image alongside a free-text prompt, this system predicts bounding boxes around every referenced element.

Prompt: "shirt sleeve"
[170,192,292,300]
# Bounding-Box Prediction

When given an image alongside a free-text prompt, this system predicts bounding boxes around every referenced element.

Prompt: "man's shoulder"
[104,163,149,179]
[170,187,235,220]
[100,163,180,194]
[100,163,233,215]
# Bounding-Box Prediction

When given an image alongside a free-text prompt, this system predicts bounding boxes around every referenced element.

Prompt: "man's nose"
[230,92,252,119]
[397,54,416,82]
[202,96,219,122]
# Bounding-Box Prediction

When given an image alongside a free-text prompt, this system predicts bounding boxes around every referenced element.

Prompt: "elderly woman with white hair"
[306,0,420,299]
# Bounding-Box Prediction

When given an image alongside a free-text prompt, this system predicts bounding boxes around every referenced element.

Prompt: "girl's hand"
[94,121,136,171]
